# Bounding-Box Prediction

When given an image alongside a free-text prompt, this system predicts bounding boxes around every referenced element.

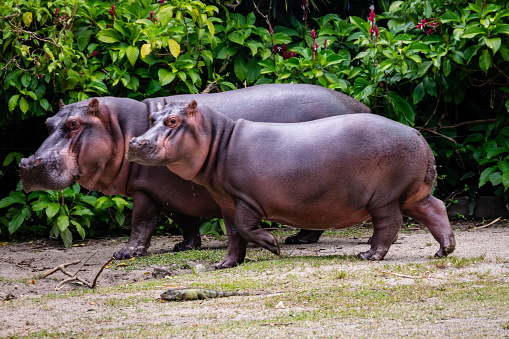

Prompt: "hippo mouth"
[19,156,79,192]
[127,137,164,166]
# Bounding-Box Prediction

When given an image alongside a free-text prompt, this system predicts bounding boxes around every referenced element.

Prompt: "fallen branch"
[41,252,113,291]
[469,216,502,231]
[380,270,438,279]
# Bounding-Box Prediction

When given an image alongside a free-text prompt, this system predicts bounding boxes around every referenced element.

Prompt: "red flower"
[323,38,327,48]
[425,29,434,35]
[368,9,375,23]
[311,29,316,39]
[54,8,59,16]
[416,19,427,29]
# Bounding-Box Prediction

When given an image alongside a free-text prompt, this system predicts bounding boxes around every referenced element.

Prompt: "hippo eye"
[165,115,180,128]
[67,119,81,131]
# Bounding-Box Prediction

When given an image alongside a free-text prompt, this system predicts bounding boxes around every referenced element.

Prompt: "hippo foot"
[285,230,323,244]
[357,249,387,261]
[434,243,456,258]
[214,258,241,270]
[173,239,201,252]
[113,245,148,260]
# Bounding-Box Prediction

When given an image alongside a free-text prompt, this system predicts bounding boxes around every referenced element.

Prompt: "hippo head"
[127,100,206,180]
[19,98,120,192]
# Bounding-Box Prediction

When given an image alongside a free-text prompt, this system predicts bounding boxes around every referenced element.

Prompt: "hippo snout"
[127,137,158,164]
[19,156,44,171]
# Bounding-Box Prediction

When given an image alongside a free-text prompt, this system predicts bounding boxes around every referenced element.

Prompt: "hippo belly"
[226,115,427,228]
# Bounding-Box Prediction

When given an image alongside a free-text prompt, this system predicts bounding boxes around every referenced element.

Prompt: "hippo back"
[143,84,370,122]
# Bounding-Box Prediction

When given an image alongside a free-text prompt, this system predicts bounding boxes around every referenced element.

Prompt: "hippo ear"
[186,100,198,117]
[59,99,65,109]
[163,98,168,106]
[87,98,101,116]
[157,102,163,111]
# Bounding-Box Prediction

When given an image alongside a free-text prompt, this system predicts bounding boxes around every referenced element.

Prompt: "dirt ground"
[1,220,509,338]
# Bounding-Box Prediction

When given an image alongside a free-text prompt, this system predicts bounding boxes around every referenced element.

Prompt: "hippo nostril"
[33,158,42,166]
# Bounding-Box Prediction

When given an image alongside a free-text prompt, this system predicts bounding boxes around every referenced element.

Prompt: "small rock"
[152,267,171,279]
[193,264,206,273]
[275,301,285,309]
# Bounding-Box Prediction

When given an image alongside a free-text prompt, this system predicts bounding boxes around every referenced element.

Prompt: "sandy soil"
[1,221,508,338]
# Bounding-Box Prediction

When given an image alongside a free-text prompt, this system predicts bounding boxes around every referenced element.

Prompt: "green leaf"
[96,29,121,43]
[234,57,247,82]
[78,195,97,206]
[205,19,215,37]
[246,58,261,84]
[485,38,501,54]
[479,49,492,72]
[443,59,451,77]
[417,61,432,77]
[71,220,86,240]
[61,228,73,248]
[493,24,509,36]
[126,45,139,67]
[158,7,174,26]
[85,81,109,94]
[349,16,369,34]
[489,171,502,186]
[115,209,125,226]
[413,82,425,104]
[40,98,50,111]
[21,73,31,87]
[498,160,509,173]
[112,197,128,211]
[389,91,414,126]
[57,215,69,232]
[158,68,176,86]
[8,95,19,112]
[45,203,61,219]
[19,97,29,114]
[199,220,212,235]
[76,29,93,51]
[3,151,23,166]
[479,166,497,187]
[23,12,33,27]
[94,196,110,209]
[461,26,485,39]
[228,31,244,45]
[389,1,404,13]
[168,39,180,58]
[8,213,24,235]
[502,171,509,191]
[353,78,374,100]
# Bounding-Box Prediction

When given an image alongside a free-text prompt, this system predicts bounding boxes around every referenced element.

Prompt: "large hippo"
[19,84,370,258]
[127,101,456,268]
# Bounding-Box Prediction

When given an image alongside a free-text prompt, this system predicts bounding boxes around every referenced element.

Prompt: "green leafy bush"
[0,182,132,247]
[1,0,508,243]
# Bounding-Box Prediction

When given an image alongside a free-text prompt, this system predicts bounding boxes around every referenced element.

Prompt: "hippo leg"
[403,195,455,257]
[114,192,159,259]
[234,201,280,255]
[170,213,202,252]
[215,214,248,269]
[358,202,402,260]
[285,230,324,244]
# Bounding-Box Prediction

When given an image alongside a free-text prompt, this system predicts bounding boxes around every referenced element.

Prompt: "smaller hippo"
[127,101,456,268]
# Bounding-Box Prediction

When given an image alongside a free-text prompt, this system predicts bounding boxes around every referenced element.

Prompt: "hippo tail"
[423,138,437,187]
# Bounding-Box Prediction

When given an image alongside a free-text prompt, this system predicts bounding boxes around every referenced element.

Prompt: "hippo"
[127,101,456,268]
[19,84,370,258]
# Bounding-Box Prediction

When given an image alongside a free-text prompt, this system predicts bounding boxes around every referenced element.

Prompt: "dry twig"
[41,252,113,291]
[469,216,502,231]
[380,270,438,279]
